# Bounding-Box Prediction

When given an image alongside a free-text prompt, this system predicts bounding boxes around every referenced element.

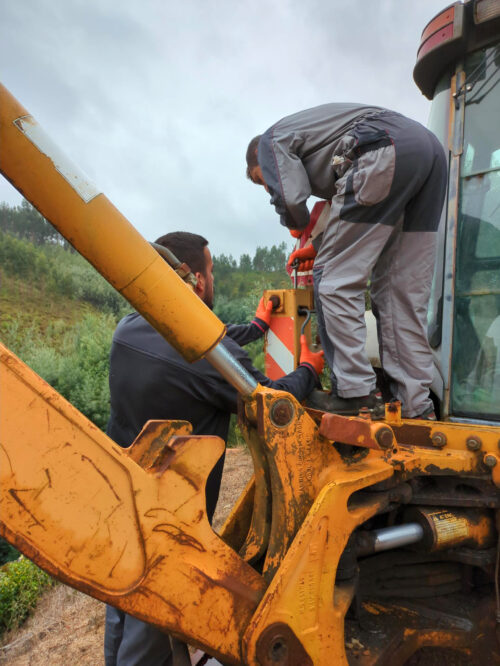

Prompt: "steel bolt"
[269,399,295,427]
[375,426,394,449]
[431,431,447,448]
[466,436,482,451]
[485,454,497,468]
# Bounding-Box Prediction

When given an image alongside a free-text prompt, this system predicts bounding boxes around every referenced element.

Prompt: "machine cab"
[415,0,500,422]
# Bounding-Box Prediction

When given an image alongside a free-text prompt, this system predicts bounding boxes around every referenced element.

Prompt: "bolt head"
[269,399,295,427]
[466,437,482,451]
[375,426,393,449]
[431,432,447,448]
[485,454,497,468]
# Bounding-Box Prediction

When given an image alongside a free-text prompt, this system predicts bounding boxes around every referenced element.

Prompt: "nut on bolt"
[431,431,447,448]
[484,454,498,468]
[375,426,393,449]
[270,398,295,427]
[466,436,482,451]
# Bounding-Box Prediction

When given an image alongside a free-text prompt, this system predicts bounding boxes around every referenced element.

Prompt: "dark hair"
[154,231,209,275]
[246,135,262,180]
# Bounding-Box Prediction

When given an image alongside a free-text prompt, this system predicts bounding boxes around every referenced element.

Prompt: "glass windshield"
[451,43,500,419]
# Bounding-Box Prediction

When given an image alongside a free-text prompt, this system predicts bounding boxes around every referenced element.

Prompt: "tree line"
[0,200,73,249]
[213,242,288,275]
[0,199,292,317]
[1,199,290,274]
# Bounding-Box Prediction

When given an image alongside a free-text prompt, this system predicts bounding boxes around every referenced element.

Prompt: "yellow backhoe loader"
[2,1,500,663]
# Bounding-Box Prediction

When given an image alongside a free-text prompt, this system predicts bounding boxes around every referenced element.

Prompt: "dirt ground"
[0,447,254,665]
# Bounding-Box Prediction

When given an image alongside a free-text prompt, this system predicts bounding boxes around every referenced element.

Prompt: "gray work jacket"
[258,103,384,229]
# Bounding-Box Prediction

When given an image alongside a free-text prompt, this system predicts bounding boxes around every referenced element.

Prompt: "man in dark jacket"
[104,231,323,666]
[247,103,447,419]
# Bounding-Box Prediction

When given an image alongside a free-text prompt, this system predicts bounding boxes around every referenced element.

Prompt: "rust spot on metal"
[255,622,313,666]
[269,399,295,427]
[391,424,433,448]
[153,523,205,552]
[320,413,391,451]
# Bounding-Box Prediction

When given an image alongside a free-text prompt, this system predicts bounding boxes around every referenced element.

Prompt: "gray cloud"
[1,0,449,258]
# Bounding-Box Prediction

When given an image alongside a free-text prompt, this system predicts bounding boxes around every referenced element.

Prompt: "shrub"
[0,557,54,634]
[0,539,18,567]
[3,313,116,430]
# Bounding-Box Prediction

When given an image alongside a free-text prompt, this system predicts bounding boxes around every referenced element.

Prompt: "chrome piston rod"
[356,523,424,557]
[206,343,258,397]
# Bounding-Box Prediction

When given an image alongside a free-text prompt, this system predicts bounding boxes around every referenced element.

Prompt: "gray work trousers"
[314,111,447,417]
[104,605,172,666]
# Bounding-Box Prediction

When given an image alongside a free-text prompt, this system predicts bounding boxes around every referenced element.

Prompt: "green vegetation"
[0,222,130,318]
[3,313,116,430]
[0,557,55,635]
[0,542,18,568]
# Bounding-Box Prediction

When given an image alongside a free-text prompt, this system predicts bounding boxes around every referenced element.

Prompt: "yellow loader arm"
[1,344,264,663]
[1,84,500,664]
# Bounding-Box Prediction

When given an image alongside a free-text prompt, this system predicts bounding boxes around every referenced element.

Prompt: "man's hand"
[299,334,324,376]
[296,259,314,272]
[252,297,274,331]
[288,244,317,266]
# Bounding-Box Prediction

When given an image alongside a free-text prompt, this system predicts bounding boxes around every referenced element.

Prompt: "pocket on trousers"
[352,143,395,206]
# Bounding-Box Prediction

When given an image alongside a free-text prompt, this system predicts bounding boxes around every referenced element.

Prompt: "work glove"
[289,228,303,239]
[252,297,273,332]
[296,259,314,272]
[287,244,317,266]
[299,334,325,377]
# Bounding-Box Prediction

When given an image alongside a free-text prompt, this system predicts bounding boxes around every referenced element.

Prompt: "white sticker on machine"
[13,115,101,203]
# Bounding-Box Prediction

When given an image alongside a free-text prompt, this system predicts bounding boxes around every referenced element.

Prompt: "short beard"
[203,293,214,310]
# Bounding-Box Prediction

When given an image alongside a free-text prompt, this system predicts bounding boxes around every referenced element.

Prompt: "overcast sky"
[1,0,450,259]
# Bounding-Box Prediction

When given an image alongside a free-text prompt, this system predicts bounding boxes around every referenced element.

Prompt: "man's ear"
[194,271,205,297]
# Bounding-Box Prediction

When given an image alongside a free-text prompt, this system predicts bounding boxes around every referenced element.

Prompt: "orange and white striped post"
[264,288,315,379]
